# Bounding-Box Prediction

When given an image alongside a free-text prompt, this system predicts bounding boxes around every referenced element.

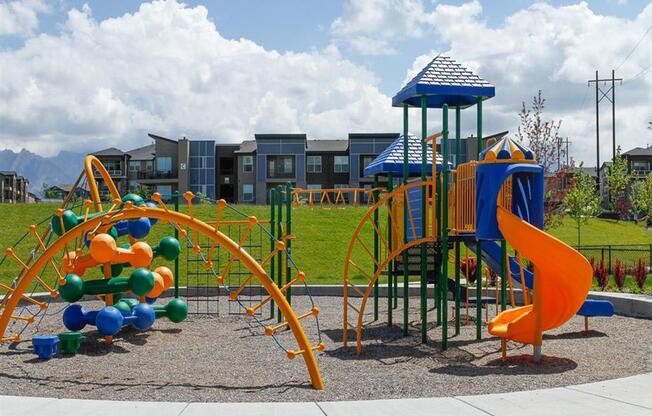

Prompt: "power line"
[615,20,652,71]
[624,61,652,84]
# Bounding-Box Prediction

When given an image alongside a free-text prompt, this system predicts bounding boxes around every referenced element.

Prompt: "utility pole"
[563,137,571,168]
[588,70,622,186]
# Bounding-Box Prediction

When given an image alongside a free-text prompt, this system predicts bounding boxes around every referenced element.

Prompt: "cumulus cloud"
[0,0,50,37]
[330,0,426,55]
[0,0,400,156]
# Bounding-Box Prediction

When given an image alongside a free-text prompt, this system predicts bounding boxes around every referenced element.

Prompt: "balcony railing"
[136,170,178,180]
[631,169,651,176]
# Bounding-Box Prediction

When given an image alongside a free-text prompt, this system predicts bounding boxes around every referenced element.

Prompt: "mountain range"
[0,149,86,197]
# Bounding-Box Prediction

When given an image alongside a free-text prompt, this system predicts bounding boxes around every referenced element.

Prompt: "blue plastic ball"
[96,306,124,336]
[145,297,156,304]
[62,304,86,331]
[131,303,156,331]
[128,217,151,239]
[145,202,158,225]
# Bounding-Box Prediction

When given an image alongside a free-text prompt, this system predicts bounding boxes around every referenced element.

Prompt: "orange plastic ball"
[130,242,153,268]
[154,266,174,290]
[61,251,77,274]
[89,233,117,263]
[148,271,165,298]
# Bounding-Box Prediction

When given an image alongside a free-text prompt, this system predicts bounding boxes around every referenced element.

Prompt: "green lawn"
[0,203,649,294]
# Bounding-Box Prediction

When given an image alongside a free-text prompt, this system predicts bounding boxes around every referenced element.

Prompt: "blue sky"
[0,0,651,164]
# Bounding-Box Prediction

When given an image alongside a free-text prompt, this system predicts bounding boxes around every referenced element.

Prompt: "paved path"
[2,373,651,416]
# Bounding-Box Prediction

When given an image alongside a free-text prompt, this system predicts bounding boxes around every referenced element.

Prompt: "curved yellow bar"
[0,206,324,390]
[84,155,121,211]
[487,206,592,345]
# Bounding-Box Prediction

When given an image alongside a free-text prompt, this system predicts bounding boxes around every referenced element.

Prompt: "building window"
[307,156,322,173]
[632,160,649,173]
[156,185,172,201]
[334,156,349,173]
[129,161,140,172]
[307,184,321,199]
[220,157,235,175]
[267,155,295,178]
[157,157,172,173]
[242,184,254,202]
[243,156,253,173]
[103,160,122,175]
[360,155,376,176]
[145,160,153,171]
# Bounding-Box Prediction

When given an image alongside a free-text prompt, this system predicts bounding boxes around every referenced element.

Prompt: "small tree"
[629,179,651,222]
[562,164,601,246]
[516,90,566,174]
[604,147,632,217]
[41,183,58,199]
[133,184,151,199]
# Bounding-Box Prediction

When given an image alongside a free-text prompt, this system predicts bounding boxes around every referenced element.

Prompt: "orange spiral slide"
[487,206,592,345]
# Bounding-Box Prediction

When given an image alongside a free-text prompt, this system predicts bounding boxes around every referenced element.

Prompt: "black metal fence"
[576,244,652,273]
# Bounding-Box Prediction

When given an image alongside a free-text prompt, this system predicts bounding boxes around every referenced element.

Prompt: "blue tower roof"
[363,134,447,178]
[392,55,495,109]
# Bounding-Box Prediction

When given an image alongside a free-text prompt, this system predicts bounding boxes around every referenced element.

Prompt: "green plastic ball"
[51,210,79,236]
[113,299,132,314]
[129,268,154,296]
[59,274,85,303]
[166,298,188,323]
[110,263,124,277]
[157,236,181,261]
[122,193,144,207]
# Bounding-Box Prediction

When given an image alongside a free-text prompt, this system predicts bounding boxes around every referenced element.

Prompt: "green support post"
[269,188,275,319]
[387,172,394,326]
[286,182,292,305]
[476,96,483,340]
[277,185,283,323]
[454,106,462,335]
[500,240,507,311]
[173,191,179,299]
[373,174,379,322]
[441,104,450,350]
[420,95,428,343]
[402,103,409,337]
[435,173,441,326]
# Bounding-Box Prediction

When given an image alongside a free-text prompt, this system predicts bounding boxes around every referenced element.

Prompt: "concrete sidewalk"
[1,373,650,416]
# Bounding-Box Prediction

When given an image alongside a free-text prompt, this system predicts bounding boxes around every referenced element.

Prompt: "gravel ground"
[0,295,651,402]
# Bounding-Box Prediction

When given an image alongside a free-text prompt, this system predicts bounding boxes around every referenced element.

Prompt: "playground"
[1,55,651,406]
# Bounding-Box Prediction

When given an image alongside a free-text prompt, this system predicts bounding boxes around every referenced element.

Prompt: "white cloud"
[0,0,400,156]
[403,1,652,166]
[331,0,426,55]
[0,0,50,37]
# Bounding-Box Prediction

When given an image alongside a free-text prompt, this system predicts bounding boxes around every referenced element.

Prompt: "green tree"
[41,183,58,199]
[629,173,652,222]
[562,164,602,246]
[133,183,151,199]
[604,146,632,217]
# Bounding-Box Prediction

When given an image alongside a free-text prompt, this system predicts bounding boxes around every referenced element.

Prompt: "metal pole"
[441,103,450,350]
[373,174,379,322]
[454,106,461,335]
[387,172,394,326]
[612,69,616,161]
[595,70,600,186]
[277,185,283,322]
[435,167,441,326]
[420,95,428,344]
[174,191,179,298]
[286,181,292,305]
[476,96,483,340]
[403,102,409,337]
[269,188,275,319]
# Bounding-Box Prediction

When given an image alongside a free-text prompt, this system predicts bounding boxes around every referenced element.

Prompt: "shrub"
[632,259,648,290]
[593,258,609,290]
[613,259,627,291]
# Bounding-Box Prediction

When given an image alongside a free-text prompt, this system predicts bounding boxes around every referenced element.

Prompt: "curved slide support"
[487,206,592,345]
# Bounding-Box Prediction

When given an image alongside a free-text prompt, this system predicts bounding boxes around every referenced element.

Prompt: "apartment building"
[0,171,29,203]
[91,130,507,205]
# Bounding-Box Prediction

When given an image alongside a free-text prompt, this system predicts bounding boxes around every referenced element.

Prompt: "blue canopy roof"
[392,55,495,109]
[363,134,448,178]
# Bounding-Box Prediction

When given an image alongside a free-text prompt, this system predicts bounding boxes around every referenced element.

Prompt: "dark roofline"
[148,133,177,143]
[348,133,401,140]
[254,134,307,140]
